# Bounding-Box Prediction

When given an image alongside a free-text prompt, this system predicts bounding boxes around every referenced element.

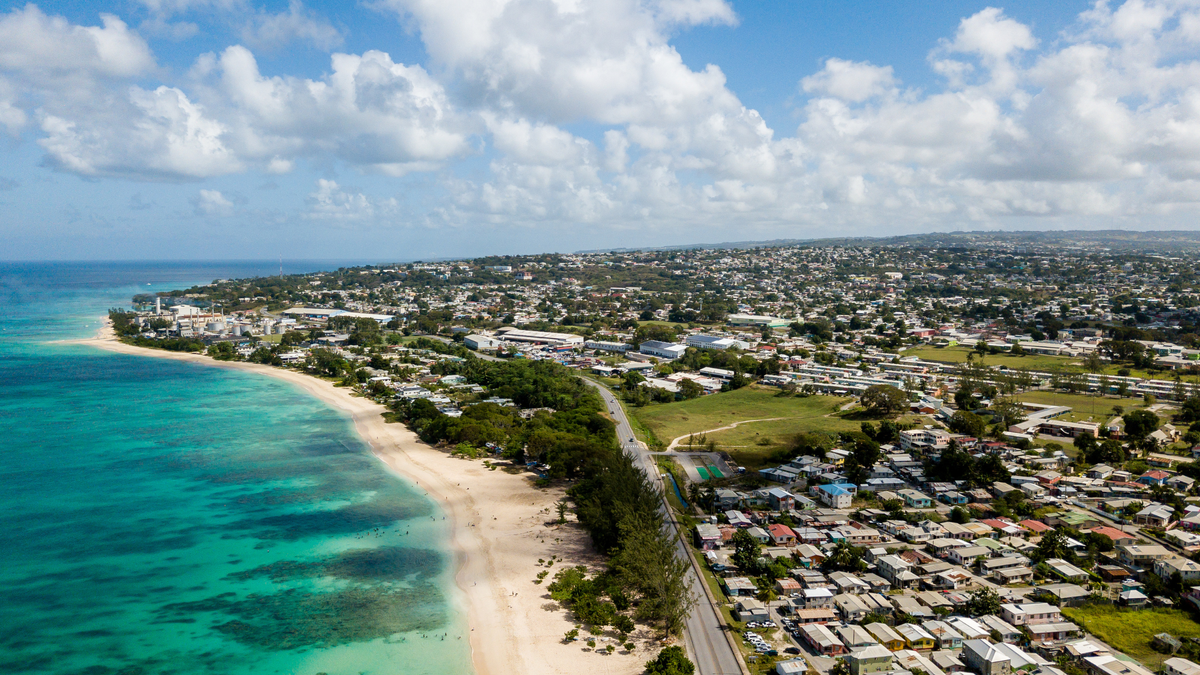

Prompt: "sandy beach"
[76,323,651,675]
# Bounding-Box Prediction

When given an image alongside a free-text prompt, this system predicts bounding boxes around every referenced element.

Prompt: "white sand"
[75,323,650,675]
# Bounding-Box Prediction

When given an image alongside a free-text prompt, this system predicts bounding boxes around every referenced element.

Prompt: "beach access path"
[77,325,651,675]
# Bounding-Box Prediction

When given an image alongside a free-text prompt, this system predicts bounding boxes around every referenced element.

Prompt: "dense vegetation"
[393,359,694,635]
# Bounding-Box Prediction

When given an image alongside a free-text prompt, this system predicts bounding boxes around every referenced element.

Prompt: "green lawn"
[1062,605,1200,665]
[902,344,1178,380]
[632,387,891,470]
[902,345,1081,371]
[1016,390,1151,416]
[633,387,851,445]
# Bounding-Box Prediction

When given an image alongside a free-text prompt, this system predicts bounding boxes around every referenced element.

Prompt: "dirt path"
[666,416,797,451]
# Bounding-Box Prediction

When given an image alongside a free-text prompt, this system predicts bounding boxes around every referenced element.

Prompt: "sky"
[2,0,1200,260]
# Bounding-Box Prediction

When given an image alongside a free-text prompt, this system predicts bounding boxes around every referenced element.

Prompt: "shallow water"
[0,262,472,675]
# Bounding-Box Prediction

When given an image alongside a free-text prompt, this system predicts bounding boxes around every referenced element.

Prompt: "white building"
[639,340,688,360]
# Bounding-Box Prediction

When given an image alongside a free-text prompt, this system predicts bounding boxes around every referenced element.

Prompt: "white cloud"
[240,0,343,52]
[947,7,1037,60]
[801,58,896,103]
[0,6,155,78]
[37,85,240,178]
[305,179,396,220]
[193,188,233,215]
[201,46,469,172]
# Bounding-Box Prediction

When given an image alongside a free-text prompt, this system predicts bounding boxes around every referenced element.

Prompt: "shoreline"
[72,323,650,675]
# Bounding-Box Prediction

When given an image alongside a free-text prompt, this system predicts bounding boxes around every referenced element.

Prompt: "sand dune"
[76,324,650,675]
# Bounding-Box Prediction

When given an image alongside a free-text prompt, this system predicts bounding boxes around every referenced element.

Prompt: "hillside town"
[112,234,1200,675]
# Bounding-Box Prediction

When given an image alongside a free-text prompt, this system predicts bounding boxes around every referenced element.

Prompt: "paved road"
[582,379,745,675]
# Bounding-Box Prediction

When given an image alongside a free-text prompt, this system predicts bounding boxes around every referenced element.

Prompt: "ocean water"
[0,262,472,675]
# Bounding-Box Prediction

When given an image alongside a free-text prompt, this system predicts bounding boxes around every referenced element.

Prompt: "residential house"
[896,623,937,651]
[1134,503,1174,528]
[1118,544,1171,568]
[1155,555,1200,583]
[768,523,798,546]
[848,645,895,675]
[866,622,907,651]
[922,620,964,650]
[1000,603,1063,626]
[899,489,934,508]
[877,554,921,589]
[836,624,879,651]
[963,640,1012,675]
[801,623,847,655]
[735,598,770,622]
[695,523,722,550]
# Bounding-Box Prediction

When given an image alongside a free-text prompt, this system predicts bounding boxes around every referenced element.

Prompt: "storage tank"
[232,325,243,336]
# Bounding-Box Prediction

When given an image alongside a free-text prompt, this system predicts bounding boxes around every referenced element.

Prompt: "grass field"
[1063,605,1200,665]
[633,387,851,444]
[1016,390,1153,416]
[902,344,1170,380]
[902,345,1082,371]
[632,387,891,469]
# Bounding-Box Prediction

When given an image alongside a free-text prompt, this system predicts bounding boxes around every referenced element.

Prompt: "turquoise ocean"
[0,262,472,675]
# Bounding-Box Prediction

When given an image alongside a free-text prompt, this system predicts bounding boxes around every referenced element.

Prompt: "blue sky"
[1,0,1198,260]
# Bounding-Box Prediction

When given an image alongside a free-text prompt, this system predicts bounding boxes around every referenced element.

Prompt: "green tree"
[822,541,866,572]
[645,646,694,675]
[678,378,703,400]
[861,384,908,417]
[731,529,762,575]
[963,587,1002,616]
[1032,529,1075,564]
[948,410,986,437]
[1123,409,1160,441]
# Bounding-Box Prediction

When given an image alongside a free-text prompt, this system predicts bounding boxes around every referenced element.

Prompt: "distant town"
[114,232,1200,675]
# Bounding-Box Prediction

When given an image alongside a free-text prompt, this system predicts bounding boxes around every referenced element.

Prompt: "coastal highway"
[581,379,745,675]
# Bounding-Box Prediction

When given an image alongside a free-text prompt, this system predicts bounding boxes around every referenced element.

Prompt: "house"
[1044,558,1090,583]
[1155,555,1200,583]
[1139,470,1171,486]
[894,650,948,675]
[949,545,992,566]
[767,487,797,512]
[746,526,770,544]
[1170,475,1197,493]
[777,658,809,675]
[922,620,963,650]
[801,623,847,655]
[1000,603,1063,626]
[836,593,871,622]
[1118,544,1171,568]
[775,578,803,595]
[947,617,990,641]
[694,523,722,550]
[1037,583,1091,607]
[896,623,937,651]
[1082,654,1155,675]
[799,587,835,609]
[722,577,757,597]
[866,622,907,651]
[792,607,840,625]
[1164,658,1200,675]
[735,598,770,622]
[963,640,1011,675]
[1089,526,1137,547]
[813,483,857,509]
[993,566,1035,585]
[1026,621,1081,643]
[768,523,798,546]
[848,645,895,675]
[836,624,879,650]
[1134,503,1174,528]
[877,554,920,589]
[932,652,968,674]
[899,489,934,508]
[979,614,1022,643]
